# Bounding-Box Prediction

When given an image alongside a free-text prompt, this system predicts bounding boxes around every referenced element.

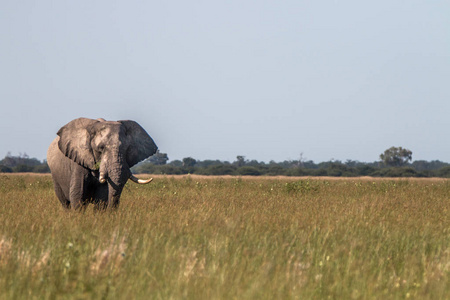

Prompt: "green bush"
[285,168,310,176]
[196,165,237,176]
[436,166,450,178]
[32,164,50,173]
[0,165,13,173]
[372,167,424,177]
[236,166,261,176]
[13,165,34,172]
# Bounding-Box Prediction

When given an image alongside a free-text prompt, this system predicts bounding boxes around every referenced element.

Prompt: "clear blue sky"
[1,1,449,163]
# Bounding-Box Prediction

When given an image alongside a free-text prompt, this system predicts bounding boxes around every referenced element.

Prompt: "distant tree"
[0,165,13,173]
[436,166,450,178]
[168,160,183,167]
[380,147,412,167]
[182,157,197,167]
[297,152,306,168]
[198,165,236,176]
[233,155,248,167]
[345,160,360,168]
[0,152,47,172]
[372,167,421,177]
[267,165,284,175]
[145,150,169,165]
[411,160,449,171]
[355,165,376,176]
[0,152,41,168]
[13,165,34,172]
[303,160,318,169]
[327,162,355,177]
[196,160,224,168]
[32,163,50,173]
[237,166,261,176]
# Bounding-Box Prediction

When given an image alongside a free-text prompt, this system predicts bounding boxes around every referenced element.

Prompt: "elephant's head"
[57,118,157,206]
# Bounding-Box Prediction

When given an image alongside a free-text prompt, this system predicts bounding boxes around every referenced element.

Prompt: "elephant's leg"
[69,177,88,210]
[108,195,120,209]
[107,183,124,209]
[53,181,70,209]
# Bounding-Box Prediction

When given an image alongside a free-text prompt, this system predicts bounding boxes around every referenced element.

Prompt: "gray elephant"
[47,118,157,210]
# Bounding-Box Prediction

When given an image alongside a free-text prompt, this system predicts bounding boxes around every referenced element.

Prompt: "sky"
[1,0,449,163]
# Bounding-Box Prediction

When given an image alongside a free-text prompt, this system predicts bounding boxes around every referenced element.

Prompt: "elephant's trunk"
[98,149,126,185]
[105,162,130,208]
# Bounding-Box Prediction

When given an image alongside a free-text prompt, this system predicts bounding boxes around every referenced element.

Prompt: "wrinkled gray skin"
[47,118,157,210]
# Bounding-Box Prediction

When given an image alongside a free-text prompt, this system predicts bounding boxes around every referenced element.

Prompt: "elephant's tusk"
[99,172,107,184]
[129,174,153,184]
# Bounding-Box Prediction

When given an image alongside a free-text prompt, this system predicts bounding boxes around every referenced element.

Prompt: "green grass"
[0,174,449,299]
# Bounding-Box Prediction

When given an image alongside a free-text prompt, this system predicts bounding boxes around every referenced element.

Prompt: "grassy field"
[0,174,449,299]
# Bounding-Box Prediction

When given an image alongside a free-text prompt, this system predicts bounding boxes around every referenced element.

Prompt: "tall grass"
[0,174,449,299]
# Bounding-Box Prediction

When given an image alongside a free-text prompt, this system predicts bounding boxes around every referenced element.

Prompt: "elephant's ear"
[119,120,158,167]
[57,118,98,169]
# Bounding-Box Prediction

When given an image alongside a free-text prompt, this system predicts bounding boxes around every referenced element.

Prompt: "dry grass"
[0,174,449,299]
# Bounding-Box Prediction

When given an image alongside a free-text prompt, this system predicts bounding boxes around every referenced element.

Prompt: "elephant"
[47,117,158,210]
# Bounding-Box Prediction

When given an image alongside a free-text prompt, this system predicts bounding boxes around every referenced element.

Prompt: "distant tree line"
[2,147,450,178]
[132,148,450,178]
[0,152,50,173]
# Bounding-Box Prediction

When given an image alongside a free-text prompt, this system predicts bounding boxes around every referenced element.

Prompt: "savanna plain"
[0,174,449,299]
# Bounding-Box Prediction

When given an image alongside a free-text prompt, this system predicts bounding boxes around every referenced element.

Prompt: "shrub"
[236,166,261,176]
[13,165,34,172]
[372,167,424,178]
[0,165,13,173]
[436,166,450,178]
[198,165,237,176]
[32,164,50,173]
